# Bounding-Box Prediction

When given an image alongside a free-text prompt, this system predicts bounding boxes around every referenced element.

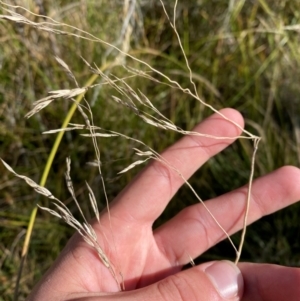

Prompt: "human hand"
[27,108,300,301]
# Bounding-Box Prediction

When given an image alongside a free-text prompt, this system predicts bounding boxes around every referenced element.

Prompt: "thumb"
[144,261,244,301]
[88,260,243,301]
[147,260,244,301]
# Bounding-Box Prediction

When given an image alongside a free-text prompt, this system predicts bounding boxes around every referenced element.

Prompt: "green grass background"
[0,0,300,300]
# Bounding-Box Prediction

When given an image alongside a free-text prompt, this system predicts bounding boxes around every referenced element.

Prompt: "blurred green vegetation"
[0,0,300,299]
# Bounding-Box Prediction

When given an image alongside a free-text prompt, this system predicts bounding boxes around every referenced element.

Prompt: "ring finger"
[154,166,300,265]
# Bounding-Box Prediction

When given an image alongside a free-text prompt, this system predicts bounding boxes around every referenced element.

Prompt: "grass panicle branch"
[1,158,121,290]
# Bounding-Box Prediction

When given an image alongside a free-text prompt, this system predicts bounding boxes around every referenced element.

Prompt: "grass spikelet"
[25,88,87,118]
[1,159,58,201]
[86,181,100,223]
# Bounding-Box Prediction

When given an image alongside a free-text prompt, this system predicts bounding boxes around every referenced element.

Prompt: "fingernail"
[204,261,243,299]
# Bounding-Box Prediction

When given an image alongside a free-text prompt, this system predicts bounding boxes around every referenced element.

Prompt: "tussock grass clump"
[0,0,300,299]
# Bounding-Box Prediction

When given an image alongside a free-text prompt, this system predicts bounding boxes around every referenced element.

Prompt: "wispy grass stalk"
[0,0,261,284]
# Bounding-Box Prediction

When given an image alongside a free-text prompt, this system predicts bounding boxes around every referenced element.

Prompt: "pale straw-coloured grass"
[1,0,264,292]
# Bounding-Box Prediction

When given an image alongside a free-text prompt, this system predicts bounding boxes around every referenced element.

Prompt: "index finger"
[109,108,244,224]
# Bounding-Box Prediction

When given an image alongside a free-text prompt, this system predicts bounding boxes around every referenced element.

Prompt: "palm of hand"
[58,216,178,293]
